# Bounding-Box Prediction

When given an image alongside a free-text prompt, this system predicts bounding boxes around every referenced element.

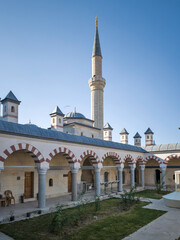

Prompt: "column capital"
[116,163,124,170]
[160,163,167,170]
[36,161,49,171]
[130,163,136,170]
[140,165,145,170]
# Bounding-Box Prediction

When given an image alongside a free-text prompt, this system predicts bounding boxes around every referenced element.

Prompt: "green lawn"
[134,189,170,199]
[0,199,165,240]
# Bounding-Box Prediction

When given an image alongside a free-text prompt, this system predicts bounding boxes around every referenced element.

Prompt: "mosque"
[0,18,179,209]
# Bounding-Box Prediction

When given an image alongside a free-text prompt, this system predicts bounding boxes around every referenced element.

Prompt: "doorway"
[68,171,72,192]
[24,172,34,198]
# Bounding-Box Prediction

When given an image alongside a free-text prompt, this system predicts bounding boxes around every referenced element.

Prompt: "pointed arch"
[165,154,180,162]
[47,147,78,164]
[123,154,135,164]
[80,150,101,165]
[102,152,122,165]
[0,143,44,163]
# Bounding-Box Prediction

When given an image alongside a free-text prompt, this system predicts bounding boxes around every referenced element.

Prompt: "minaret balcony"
[88,76,106,89]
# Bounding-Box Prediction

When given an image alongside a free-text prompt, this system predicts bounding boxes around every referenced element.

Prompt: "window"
[49,178,53,187]
[92,134,94,138]
[122,136,124,139]
[109,132,111,136]
[11,106,15,112]
[105,131,107,136]
[52,118,55,124]
[147,136,149,139]
[4,106,6,112]
[59,118,61,124]
[81,132,83,136]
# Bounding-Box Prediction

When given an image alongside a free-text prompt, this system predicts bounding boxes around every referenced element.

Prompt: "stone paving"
[0,232,14,240]
[123,198,180,240]
[0,192,96,223]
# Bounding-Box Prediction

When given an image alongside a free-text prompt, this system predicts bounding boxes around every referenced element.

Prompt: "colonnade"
[36,162,167,209]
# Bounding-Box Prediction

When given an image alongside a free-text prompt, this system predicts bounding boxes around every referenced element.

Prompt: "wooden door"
[68,171,72,192]
[24,172,34,198]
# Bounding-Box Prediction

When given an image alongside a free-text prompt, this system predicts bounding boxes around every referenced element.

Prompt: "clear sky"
[0,0,180,145]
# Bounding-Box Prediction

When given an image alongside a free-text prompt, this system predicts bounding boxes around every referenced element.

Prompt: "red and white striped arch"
[0,143,44,163]
[145,155,166,164]
[47,147,78,164]
[102,152,122,165]
[165,154,180,162]
[79,150,101,165]
[123,154,135,164]
[136,156,146,165]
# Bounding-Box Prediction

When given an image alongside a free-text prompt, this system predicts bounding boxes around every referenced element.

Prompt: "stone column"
[94,167,101,196]
[37,168,47,209]
[117,164,124,192]
[71,168,79,201]
[160,164,166,190]
[140,165,145,188]
[130,164,136,189]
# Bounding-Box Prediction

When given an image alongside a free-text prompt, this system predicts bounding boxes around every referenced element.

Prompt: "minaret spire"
[89,17,106,139]
[92,16,102,57]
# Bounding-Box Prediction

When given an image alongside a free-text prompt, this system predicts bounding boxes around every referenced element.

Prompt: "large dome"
[64,111,86,119]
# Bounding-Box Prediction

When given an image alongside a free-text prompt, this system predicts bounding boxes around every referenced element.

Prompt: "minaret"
[89,17,106,139]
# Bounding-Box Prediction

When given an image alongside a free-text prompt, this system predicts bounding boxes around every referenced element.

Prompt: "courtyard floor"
[123,198,180,240]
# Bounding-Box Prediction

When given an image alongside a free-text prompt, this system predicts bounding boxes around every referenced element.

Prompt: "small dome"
[64,111,86,119]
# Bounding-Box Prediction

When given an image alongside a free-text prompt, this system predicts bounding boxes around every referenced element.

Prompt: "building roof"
[92,18,102,57]
[120,128,129,135]
[1,91,21,104]
[64,111,86,119]
[133,132,141,138]
[64,122,101,130]
[50,106,64,117]
[144,143,180,152]
[144,128,154,134]
[103,123,113,130]
[0,120,146,153]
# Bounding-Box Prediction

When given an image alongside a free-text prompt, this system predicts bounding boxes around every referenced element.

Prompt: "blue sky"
[0,0,180,145]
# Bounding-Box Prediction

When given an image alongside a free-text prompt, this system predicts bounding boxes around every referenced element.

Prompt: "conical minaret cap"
[92,17,102,57]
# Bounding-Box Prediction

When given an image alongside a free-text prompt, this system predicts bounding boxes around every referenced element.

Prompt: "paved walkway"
[0,192,96,222]
[123,198,180,240]
[0,232,14,240]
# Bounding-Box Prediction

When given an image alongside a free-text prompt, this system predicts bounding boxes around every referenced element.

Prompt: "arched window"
[147,136,149,139]
[52,118,55,124]
[4,106,6,112]
[122,136,124,139]
[81,132,83,136]
[92,134,94,138]
[11,106,15,113]
[49,178,53,187]
[59,118,61,124]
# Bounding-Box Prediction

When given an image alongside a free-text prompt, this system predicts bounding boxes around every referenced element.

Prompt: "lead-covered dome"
[64,111,86,119]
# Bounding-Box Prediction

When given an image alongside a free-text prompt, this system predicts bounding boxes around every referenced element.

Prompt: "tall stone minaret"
[89,17,106,139]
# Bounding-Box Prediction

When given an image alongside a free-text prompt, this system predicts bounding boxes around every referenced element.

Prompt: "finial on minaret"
[96,16,98,27]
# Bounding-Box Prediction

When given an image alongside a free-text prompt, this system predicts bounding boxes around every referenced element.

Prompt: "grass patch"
[134,189,171,199]
[0,199,165,240]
